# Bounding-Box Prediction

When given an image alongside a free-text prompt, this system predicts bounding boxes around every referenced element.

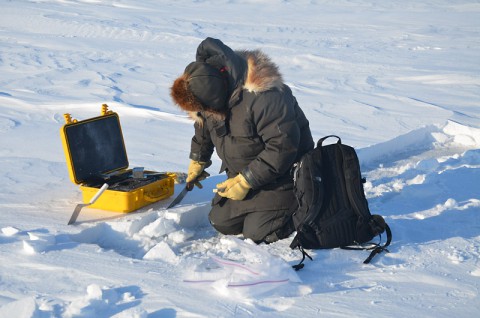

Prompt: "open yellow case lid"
[60,107,129,185]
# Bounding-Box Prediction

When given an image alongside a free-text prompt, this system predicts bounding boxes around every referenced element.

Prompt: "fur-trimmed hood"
[238,49,284,94]
[170,38,284,122]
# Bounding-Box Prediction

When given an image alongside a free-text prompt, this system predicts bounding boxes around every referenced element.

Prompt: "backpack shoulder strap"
[338,144,371,220]
[291,246,313,271]
[362,223,392,264]
[338,144,393,263]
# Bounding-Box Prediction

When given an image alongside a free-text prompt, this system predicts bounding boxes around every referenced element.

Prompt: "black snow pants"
[208,179,295,243]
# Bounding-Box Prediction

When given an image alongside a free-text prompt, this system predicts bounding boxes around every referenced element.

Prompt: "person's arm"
[190,117,214,163]
[241,91,300,189]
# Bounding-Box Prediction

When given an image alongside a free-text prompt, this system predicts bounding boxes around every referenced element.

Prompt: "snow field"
[1,0,479,317]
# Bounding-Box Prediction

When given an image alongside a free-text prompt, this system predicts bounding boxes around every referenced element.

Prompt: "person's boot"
[264,232,280,244]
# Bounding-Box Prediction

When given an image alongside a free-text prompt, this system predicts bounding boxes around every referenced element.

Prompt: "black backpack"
[289,135,392,270]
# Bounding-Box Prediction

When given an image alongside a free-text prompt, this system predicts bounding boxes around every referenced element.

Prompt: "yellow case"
[60,104,175,213]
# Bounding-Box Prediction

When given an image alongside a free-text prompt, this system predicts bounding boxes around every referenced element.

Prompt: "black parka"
[189,38,314,216]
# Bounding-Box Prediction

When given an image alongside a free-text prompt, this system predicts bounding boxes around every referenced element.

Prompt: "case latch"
[63,113,77,124]
[101,104,113,116]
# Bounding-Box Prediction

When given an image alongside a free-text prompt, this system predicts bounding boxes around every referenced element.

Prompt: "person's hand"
[216,174,251,200]
[186,160,211,189]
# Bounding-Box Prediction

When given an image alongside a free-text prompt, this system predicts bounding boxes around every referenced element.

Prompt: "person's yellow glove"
[186,160,211,189]
[216,174,251,200]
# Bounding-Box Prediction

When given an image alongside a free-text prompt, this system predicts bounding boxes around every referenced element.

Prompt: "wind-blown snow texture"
[0,1,479,317]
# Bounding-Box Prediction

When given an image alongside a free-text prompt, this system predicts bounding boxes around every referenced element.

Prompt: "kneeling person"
[170,37,314,243]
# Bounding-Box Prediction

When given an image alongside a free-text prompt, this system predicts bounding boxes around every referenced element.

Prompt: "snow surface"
[1,0,479,317]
